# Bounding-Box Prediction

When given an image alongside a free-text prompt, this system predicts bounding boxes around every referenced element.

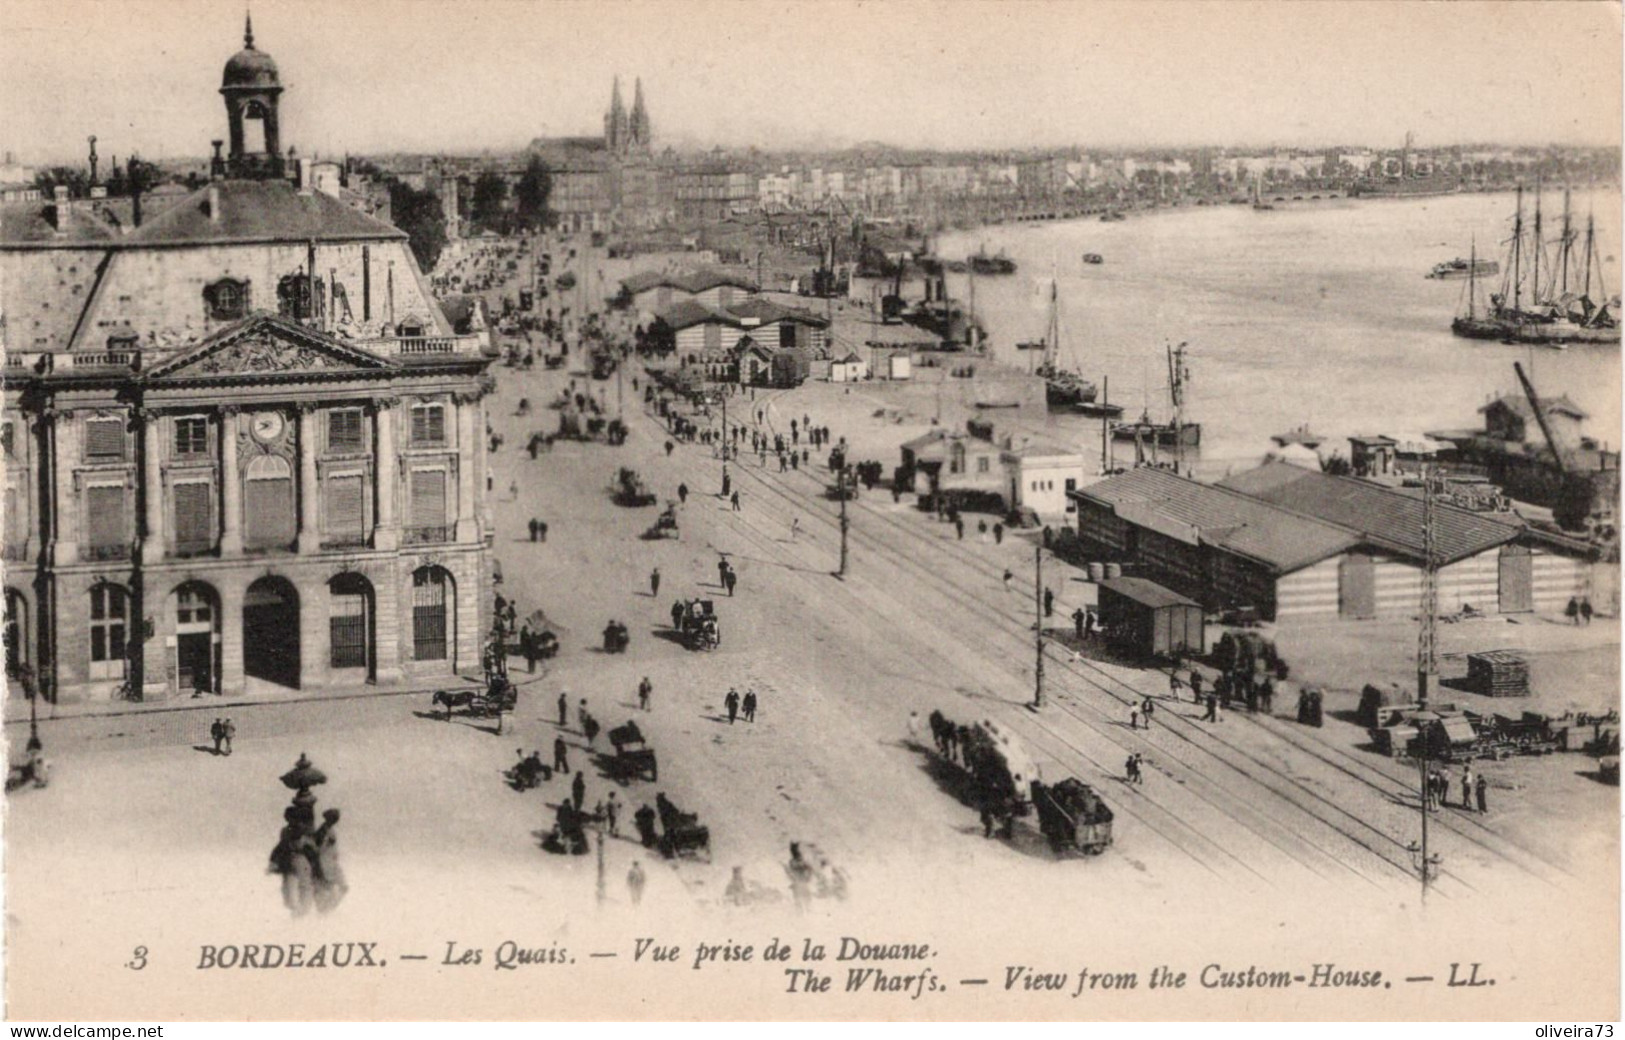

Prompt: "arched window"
[411,565,453,662]
[4,588,28,681]
[88,582,128,680]
[244,454,295,549]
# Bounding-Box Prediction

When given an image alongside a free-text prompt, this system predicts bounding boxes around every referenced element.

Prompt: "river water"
[929,190,1621,477]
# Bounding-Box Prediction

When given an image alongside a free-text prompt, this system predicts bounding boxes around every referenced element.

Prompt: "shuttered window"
[326,474,365,543]
[328,409,363,453]
[245,456,295,549]
[410,404,445,445]
[84,419,125,462]
[173,482,213,554]
[86,485,126,548]
[410,469,447,536]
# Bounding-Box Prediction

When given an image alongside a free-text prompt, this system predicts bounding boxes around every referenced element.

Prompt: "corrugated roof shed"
[1073,466,1359,573]
[1217,461,1523,564]
[654,298,739,332]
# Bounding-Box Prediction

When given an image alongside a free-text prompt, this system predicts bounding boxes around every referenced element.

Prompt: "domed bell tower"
[220,14,284,179]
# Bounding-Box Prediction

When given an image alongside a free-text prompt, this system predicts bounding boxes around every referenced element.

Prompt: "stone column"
[218,577,244,697]
[297,405,321,553]
[454,394,477,543]
[141,412,164,563]
[219,408,242,554]
[473,392,491,542]
[372,398,399,550]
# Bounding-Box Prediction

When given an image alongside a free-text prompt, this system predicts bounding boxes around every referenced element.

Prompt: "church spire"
[630,78,650,151]
[244,10,255,49]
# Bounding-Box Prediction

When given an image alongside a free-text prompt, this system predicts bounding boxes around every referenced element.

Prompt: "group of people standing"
[1426,764,1490,814]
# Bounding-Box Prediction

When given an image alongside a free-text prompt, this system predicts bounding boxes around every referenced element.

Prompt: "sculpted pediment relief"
[147,315,394,380]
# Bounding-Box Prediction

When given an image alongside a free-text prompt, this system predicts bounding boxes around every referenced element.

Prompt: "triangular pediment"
[146,314,396,380]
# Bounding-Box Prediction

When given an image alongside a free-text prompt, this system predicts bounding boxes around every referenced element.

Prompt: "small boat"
[1015,340,1047,351]
[1427,257,1499,280]
[1082,253,1105,266]
[974,400,1022,410]
[1099,211,1126,223]
[1075,401,1124,419]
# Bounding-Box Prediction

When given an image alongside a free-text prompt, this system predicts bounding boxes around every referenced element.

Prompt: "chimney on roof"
[296,157,313,195]
[50,185,69,236]
[210,140,226,180]
[208,182,221,224]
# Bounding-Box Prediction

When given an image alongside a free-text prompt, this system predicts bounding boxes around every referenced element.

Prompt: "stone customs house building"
[1,22,496,704]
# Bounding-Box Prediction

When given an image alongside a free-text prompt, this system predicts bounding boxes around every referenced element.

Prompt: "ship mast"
[1531,178,1542,310]
[1466,236,1478,319]
[1559,186,1573,297]
[1511,184,1524,315]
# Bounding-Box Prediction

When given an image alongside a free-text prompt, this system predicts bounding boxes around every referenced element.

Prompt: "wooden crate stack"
[1466,650,1529,698]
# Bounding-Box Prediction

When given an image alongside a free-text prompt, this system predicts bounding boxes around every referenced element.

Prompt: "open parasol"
[524,609,569,635]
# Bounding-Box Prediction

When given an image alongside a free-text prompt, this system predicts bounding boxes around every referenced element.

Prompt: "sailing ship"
[1111,342,1201,449]
[1030,278,1098,408]
[1452,184,1620,346]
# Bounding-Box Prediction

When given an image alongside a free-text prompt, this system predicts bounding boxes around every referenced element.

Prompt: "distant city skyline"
[1,0,1619,167]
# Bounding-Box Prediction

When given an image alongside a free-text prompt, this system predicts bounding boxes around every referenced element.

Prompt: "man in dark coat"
[571,770,587,812]
[221,718,235,755]
[671,600,685,630]
[638,677,652,711]
[678,483,688,505]
[723,569,737,597]
[521,627,538,674]
[724,688,740,724]
[650,567,661,598]
[1072,608,1086,641]
[1475,773,1489,814]
[634,805,659,848]
[742,690,757,722]
[1043,588,1055,618]
[554,735,570,775]
[211,718,224,755]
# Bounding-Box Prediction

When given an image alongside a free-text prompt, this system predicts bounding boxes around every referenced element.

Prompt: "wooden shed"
[1098,576,1204,659]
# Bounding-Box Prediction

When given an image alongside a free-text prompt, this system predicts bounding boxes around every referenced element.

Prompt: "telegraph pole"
[1417,463,1438,710]
[837,465,850,579]
[1032,544,1045,709]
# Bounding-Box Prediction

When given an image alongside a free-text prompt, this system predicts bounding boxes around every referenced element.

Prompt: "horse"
[928,710,952,755]
[432,689,480,720]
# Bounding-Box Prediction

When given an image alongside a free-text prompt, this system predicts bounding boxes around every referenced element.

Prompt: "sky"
[1,0,1620,165]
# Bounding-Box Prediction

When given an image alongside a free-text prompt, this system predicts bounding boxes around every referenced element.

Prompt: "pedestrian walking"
[554,735,570,774]
[1072,607,1086,641]
[721,473,731,499]
[725,688,740,724]
[994,522,1005,545]
[955,518,965,540]
[571,770,586,812]
[1474,773,1489,814]
[731,490,741,512]
[723,569,737,597]
[557,690,568,727]
[522,628,538,674]
[509,479,519,501]
[529,518,539,542]
[1438,767,1452,808]
[1142,697,1156,726]
[671,599,684,630]
[665,440,674,457]
[1190,670,1204,703]
[627,861,646,906]
[638,676,652,711]
[577,697,590,731]
[1002,568,1013,592]
[221,718,235,755]
[790,517,801,542]
[1125,753,1139,783]
[1203,694,1217,722]
[980,803,995,838]
[650,567,661,597]
[536,520,548,542]
[210,718,224,755]
[605,791,621,837]
[1581,597,1594,625]
[779,453,787,472]
[1566,596,1581,625]
[743,689,757,722]
[1043,588,1055,617]
[1170,670,1184,698]
[1460,766,1474,812]
[1133,753,1145,784]
[678,482,688,505]
[1129,706,1140,730]
[978,519,989,542]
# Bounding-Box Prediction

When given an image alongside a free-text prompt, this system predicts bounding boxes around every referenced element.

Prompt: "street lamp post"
[1033,544,1045,709]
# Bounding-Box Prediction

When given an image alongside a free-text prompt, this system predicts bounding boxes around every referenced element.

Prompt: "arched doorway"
[328,572,375,681]
[4,587,29,690]
[243,576,300,689]
[170,581,221,696]
[410,565,455,664]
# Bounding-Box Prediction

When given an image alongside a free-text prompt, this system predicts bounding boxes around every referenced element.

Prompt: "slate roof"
[622,267,759,296]
[1217,461,1523,564]
[123,180,405,246]
[0,197,140,244]
[1073,466,1360,574]
[725,297,828,327]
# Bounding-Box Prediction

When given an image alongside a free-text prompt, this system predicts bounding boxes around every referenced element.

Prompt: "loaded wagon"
[606,720,659,782]
[1032,778,1114,855]
[615,467,658,507]
[676,599,720,650]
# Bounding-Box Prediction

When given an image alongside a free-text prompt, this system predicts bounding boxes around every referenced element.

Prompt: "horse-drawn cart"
[644,504,679,539]
[656,793,710,861]
[606,721,659,782]
[615,467,658,507]
[675,598,720,650]
[433,677,519,733]
[1032,777,1114,855]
